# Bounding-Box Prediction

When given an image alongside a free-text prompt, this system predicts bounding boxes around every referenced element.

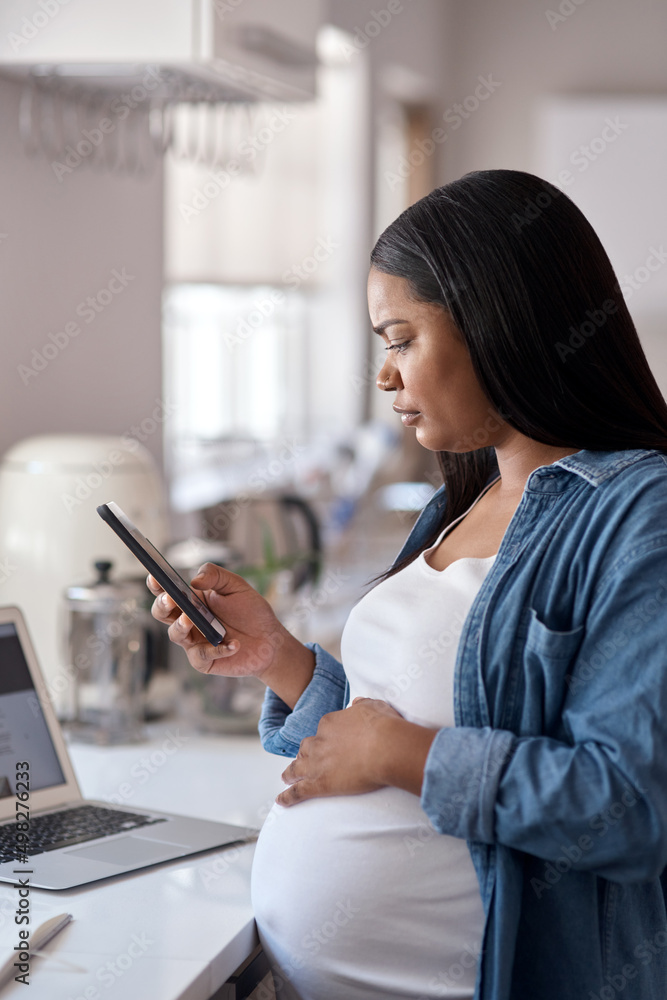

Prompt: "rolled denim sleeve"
[258,642,348,757]
[421,726,517,844]
[421,541,667,884]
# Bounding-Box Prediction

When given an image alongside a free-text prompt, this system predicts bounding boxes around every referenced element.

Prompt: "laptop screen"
[0,623,66,796]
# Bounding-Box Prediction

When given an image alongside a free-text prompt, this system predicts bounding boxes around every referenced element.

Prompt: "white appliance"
[0,0,322,102]
[0,434,167,718]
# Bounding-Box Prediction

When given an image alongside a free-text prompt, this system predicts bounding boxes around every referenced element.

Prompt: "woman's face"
[367,267,507,452]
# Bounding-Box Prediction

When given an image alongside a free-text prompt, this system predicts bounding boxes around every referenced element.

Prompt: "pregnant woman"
[150,170,667,1000]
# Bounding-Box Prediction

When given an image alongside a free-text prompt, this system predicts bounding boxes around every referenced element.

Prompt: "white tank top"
[252,485,498,999]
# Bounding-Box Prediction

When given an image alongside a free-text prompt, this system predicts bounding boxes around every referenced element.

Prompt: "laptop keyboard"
[0,804,167,863]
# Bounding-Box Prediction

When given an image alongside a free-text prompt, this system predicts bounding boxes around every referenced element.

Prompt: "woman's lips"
[392,405,421,426]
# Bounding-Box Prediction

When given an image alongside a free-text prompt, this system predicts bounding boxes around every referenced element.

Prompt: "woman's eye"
[385,342,409,354]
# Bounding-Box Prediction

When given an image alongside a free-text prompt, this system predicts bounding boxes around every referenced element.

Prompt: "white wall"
[0,75,165,466]
[327,0,452,201]
[324,0,453,429]
[442,0,667,181]
[440,0,667,401]
[327,0,452,101]
[535,96,667,396]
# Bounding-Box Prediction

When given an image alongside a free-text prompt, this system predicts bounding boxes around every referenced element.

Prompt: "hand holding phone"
[96,502,227,646]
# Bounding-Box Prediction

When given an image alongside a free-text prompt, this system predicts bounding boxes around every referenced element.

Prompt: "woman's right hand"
[148,562,292,681]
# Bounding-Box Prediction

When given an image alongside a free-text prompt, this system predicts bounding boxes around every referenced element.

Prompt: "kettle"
[164,493,322,734]
[200,494,322,599]
[64,560,159,744]
[0,434,167,718]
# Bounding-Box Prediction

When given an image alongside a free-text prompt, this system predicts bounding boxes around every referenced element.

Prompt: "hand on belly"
[276,697,403,807]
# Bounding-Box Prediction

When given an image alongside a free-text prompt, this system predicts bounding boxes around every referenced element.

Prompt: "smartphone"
[96,501,227,646]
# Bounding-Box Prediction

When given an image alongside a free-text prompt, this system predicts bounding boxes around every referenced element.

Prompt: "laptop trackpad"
[65,836,189,866]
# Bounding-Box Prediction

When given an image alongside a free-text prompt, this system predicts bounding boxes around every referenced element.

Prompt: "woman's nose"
[376,357,400,391]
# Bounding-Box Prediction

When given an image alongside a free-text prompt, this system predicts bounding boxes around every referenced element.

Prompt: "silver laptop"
[0,607,256,890]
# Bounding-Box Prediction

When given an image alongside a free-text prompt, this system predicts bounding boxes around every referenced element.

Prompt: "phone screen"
[97,502,226,646]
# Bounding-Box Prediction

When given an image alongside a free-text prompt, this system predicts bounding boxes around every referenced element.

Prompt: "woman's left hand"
[276,697,403,807]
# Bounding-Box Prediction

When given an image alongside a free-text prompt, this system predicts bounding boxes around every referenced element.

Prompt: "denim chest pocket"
[525,607,585,660]
[514,608,586,735]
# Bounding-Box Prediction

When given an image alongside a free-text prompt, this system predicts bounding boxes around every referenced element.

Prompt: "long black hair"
[370,169,667,574]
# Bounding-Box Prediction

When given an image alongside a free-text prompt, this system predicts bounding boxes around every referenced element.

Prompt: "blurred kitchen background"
[0,0,666,740]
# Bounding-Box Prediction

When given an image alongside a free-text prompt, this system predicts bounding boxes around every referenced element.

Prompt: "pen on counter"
[30,912,74,952]
[0,913,82,991]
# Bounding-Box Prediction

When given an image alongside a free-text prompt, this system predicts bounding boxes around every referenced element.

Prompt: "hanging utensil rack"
[15,67,272,177]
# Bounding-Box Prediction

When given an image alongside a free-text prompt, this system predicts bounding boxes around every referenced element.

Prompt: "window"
[162,27,372,515]
[163,282,309,510]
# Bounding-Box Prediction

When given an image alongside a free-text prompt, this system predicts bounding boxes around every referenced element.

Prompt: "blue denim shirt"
[258,448,667,1000]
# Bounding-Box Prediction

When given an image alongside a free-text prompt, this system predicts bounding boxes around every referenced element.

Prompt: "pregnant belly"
[250,787,485,1000]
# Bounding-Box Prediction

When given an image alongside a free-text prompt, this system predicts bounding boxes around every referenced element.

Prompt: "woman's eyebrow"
[372,319,409,334]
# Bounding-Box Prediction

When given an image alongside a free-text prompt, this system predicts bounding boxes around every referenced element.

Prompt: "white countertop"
[0,726,288,1000]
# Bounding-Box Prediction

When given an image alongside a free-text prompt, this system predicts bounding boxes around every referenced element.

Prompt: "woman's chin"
[414,426,449,452]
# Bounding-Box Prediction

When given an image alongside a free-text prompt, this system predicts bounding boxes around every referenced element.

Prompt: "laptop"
[0,606,257,890]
